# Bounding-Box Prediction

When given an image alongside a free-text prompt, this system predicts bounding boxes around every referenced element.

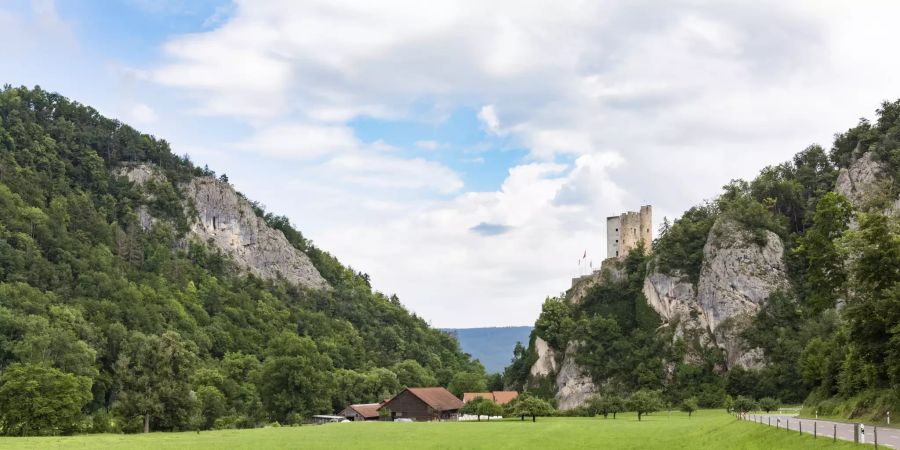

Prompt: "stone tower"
[606,205,652,259]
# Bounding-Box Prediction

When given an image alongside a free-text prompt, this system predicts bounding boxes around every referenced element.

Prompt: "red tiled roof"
[350,403,382,418]
[463,392,492,403]
[463,391,519,405]
[491,391,518,405]
[382,387,463,412]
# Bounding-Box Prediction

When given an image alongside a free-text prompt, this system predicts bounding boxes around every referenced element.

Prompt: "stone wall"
[606,205,652,259]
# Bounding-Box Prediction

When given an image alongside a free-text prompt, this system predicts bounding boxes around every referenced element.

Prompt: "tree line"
[0,86,487,435]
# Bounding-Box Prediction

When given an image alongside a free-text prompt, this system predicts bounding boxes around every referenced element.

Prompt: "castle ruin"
[606,205,652,259]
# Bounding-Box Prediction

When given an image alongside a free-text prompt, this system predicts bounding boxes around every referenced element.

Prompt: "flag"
[583,250,587,259]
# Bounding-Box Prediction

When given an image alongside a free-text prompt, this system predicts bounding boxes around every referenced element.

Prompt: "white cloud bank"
[150,0,900,327]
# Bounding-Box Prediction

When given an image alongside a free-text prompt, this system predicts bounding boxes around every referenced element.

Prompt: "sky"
[3,0,900,328]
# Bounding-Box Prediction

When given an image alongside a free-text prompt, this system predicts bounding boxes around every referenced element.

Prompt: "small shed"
[339,403,383,421]
[378,387,464,421]
[308,415,347,425]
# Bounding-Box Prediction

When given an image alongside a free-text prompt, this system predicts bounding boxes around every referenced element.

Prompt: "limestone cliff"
[643,271,713,364]
[554,342,596,410]
[529,217,789,409]
[116,164,329,290]
[697,218,788,368]
[114,164,163,231]
[836,152,886,209]
[529,336,557,377]
[184,177,329,290]
[835,151,899,215]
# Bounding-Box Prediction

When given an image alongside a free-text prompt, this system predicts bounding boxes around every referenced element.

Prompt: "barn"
[378,387,464,421]
[338,403,383,421]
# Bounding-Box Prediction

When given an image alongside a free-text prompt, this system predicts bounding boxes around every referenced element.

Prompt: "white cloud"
[238,123,358,159]
[144,0,900,326]
[477,105,501,135]
[324,153,463,194]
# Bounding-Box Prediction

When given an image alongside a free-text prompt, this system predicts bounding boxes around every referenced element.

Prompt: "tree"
[479,400,504,420]
[605,395,625,419]
[680,397,698,418]
[732,396,758,414]
[512,396,555,422]
[842,213,900,384]
[0,363,92,436]
[794,193,853,312]
[258,332,334,423]
[460,397,503,421]
[448,372,487,398]
[758,397,780,413]
[627,390,663,421]
[587,394,624,419]
[196,385,227,430]
[390,360,437,388]
[113,331,198,433]
[503,341,535,392]
[534,298,575,350]
[486,373,504,392]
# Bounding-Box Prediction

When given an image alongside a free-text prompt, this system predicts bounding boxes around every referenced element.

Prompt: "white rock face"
[696,218,789,368]
[642,271,713,360]
[529,336,557,377]
[115,164,164,231]
[115,163,164,186]
[643,271,699,327]
[555,342,596,410]
[183,177,329,290]
[835,152,885,209]
[116,164,329,290]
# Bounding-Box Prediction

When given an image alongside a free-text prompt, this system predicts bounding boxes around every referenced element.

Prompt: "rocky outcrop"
[643,271,714,362]
[115,163,164,186]
[115,164,163,231]
[836,152,886,209]
[529,336,557,377]
[184,178,329,290]
[567,258,626,304]
[528,217,790,408]
[555,342,596,410]
[696,218,789,369]
[116,164,328,290]
[643,271,700,329]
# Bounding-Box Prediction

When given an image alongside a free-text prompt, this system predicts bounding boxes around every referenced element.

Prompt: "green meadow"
[0,410,861,449]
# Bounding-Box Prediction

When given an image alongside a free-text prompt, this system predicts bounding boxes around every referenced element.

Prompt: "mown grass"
[0,410,863,449]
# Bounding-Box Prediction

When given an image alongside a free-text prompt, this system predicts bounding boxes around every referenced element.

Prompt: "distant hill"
[444,326,533,374]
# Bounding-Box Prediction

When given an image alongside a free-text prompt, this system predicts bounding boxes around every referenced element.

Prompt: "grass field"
[0,410,862,449]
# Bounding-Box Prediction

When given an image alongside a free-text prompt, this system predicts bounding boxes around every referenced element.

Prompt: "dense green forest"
[507,100,900,419]
[0,86,486,435]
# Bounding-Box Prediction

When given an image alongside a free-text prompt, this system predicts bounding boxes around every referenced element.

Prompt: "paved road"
[744,414,900,448]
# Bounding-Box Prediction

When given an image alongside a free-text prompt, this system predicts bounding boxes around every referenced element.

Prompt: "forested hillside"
[509,100,899,420]
[0,86,484,435]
